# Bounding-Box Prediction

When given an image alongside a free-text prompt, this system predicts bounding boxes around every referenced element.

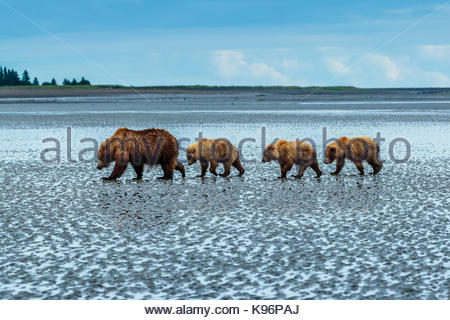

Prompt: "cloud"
[429,72,450,87]
[325,58,350,75]
[322,54,403,86]
[212,50,247,78]
[212,50,289,84]
[418,45,450,59]
[364,54,400,81]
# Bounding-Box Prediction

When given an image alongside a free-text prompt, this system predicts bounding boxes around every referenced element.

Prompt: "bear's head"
[186,144,198,165]
[262,143,278,163]
[324,142,339,164]
[324,137,348,164]
[97,140,115,170]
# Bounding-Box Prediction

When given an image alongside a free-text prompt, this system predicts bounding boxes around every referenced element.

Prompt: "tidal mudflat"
[0,93,449,299]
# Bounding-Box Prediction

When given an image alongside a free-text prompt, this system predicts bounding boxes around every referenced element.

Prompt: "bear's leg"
[294,164,307,179]
[375,161,383,175]
[354,162,364,175]
[232,158,245,177]
[132,164,144,180]
[220,162,231,177]
[374,143,383,174]
[368,159,382,175]
[197,161,209,178]
[310,159,323,178]
[157,162,174,180]
[278,161,293,179]
[331,157,345,175]
[175,161,186,178]
[209,160,219,176]
[103,161,128,180]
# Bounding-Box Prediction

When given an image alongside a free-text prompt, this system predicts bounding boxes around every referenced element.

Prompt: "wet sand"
[0,93,449,299]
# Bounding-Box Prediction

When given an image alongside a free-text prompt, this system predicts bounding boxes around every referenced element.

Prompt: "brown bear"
[262,139,322,179]
[186,138,245,177]
[324,136,382,175]
[97,127,185,180]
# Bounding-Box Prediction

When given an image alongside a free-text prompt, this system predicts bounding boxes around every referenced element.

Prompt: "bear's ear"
[330,146,336,152]
[115,127,128,135]
[268,145,274,151]
[338,136,349,143]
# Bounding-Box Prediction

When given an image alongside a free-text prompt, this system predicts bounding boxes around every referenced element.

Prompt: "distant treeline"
[0,66,91,86]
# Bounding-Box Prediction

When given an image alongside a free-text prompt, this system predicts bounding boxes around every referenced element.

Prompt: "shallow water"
[0,93,449,299]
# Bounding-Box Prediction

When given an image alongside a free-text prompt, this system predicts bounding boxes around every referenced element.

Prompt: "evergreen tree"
[0,66,91,87]
[0,67,20,86]
[7,69,20,85]
[79,77,91,85]
[21,70,31,85]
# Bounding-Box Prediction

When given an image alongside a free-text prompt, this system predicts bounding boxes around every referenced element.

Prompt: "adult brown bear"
[262,139,322,179]
[186,138,245,178]
[97,128,185,180]
[324,136,382,175]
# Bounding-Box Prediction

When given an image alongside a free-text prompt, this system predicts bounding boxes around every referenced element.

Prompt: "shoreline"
[1,86,450,100]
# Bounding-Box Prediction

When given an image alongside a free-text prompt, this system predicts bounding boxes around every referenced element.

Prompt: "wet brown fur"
[324,136,382,175]
[186,138,245,178]
[262,139,322,179]
[97,127,185,180]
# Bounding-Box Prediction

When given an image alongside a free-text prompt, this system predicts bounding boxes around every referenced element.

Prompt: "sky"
[1,0,450,87]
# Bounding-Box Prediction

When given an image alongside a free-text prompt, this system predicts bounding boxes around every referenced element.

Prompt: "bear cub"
[262,139,322,179]
[324,136,382,175]
[186,138,245,178]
